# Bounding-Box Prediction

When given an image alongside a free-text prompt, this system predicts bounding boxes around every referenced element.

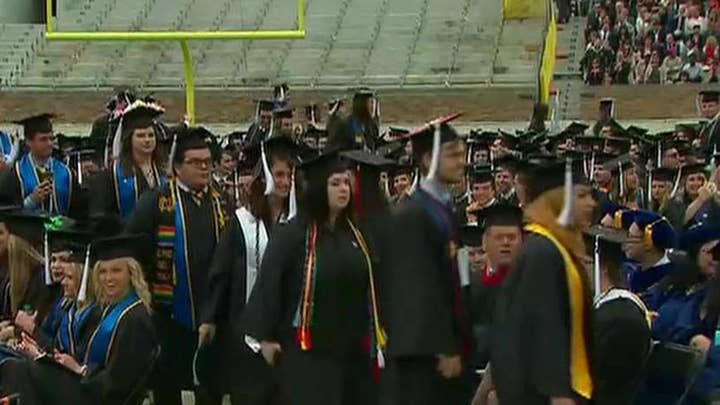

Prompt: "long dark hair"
[248,153,292,226]
[119,124,165,176]
[301,165,354,231]
[351,96,372,122]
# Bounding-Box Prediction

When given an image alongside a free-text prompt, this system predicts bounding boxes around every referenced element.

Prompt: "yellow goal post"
[45,0,307,124]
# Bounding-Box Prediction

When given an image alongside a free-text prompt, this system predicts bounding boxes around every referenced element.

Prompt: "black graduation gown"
[201,215,281,404]
[381,191,470,405]
[0,161,85,220]
[88,165,157,218]
[0,303,157,405]
[593,294,651,405]
[246,123,268,146]
[490,233,592,405]
[469,269,501,368]
[242,216,374,405]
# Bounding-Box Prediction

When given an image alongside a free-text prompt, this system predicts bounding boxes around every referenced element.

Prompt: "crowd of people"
[583,0,720,85]
[1,84,720,405]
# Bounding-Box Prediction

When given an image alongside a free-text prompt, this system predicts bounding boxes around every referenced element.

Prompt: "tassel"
[647,167,653,208]
[618,161,624,197]
[297,327,313,351]
[409,168,419,194]
[329,100,341,115]
[77,245,92,302]
[111,119,123,159]
[593,234,601,299]
[167,133,178,176]
[589,152,596,182]
[383,175,391,200]
[557,157,575,227]
[288,167,297,220]
[377,346,386,369]
[268,115,275,138]
[77,155,83,186]
[656,141,662,168]
[489,147,495,171]
[713,144,718,168]
[43,232,52,285]
[670,165,683,198]
[261,141,275,196]
[426,124,442,181]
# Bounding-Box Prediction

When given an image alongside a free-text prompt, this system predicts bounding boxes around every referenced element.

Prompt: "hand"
[198,323,216,345]
[436,354,463,379]
[260,341,282,366]
[30,180,53,204]
[698,183,714,202]
[14,310,36,336]
[53,350,84,375]
[16,332,42,358]
[690,334,712,355]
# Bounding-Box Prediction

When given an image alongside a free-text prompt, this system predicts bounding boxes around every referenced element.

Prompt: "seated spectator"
[643,51,663,84]
[614,49,633,84]
[661,48,683,82]
[707,60,720,83]
[704,35,718,62]
[617,25,633,51]
[582,36,604,73]
[587,58,606,85]
[689,24,706,52]
[682,53,704,82]
[678,70,692,83]
[708,9,720,38]
[637,4,652,39]
[665,32,686,61]
[685,5,707,37]
[634,52,651,83]
[638,34,656,58]
[600,19,619,50]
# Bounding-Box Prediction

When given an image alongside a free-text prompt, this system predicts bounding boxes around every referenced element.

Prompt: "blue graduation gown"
[624,260,673,296]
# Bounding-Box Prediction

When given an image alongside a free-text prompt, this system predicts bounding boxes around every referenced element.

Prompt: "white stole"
[234,207,269,303]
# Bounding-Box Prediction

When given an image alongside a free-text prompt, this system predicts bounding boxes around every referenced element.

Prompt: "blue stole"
[85,293,142,369]
[112,161,166,218]
[41,296,67,339]
[16,154,72,214]
[57,302,96,358]
[0,131,12,161]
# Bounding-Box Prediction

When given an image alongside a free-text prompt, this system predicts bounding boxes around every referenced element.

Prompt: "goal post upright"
[44,0,307,124]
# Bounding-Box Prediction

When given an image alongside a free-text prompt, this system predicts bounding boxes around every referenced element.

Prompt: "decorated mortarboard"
[13,113,55,139]
[110,100,165,159]
[459,224,483,247]
[474,204,524,229]
[699,89,720,103]
[679,222,720,251]
[628,210,677,250]
[48,226,94,262]
[468,165,494,185]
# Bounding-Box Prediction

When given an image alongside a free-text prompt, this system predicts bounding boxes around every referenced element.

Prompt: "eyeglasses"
[183,158,212,169]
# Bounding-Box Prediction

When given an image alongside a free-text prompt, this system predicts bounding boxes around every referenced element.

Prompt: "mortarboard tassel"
[167,133,178,177]
[713,144,718,168]
[593,234,602,300]
[288,167,298,220]
[409,167,419,194]
[656,141,662,168]
[618,161,624,197]
[268,115,275,138]
[425,124,442,181]
[43,232,52,285]
[589,152,596,182]
[489,147,495,172]
[234,168,240,207]
[329,100,341,115]
[77,155,84,186]
[646,167,653,208]
[557,157,575,228]
[261,141,275,196]
[77,245,92,302]
[670,165,683,198]
[383,175,391,200]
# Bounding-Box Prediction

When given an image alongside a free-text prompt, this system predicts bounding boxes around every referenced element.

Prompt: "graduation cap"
[13,113,55,139]
[110,100,165,159]
[459,225,483,247]
[273,83,289,102]
[651,167,678,183]
[387,127,409,139]
[299,150,350,185]
[388,162,415,178]
[584,225,628,297]
[604,136,632,154]
[475,204,524,229]
[574,136,606,152]
[527,158,588,217]
[169,126,215,168]
[675,123,699,140]
[679,222,720,251]
[48,226,94,263]
[105,87,137,113]
[468,165,494,185]
[353,87,375,100]
[255,99,277,119]
[327,97,346,115]
[402,113,462,182]
[564,122,589,136]
[699,89,720,103]
[304,104,320,125]
[628,210,676,250]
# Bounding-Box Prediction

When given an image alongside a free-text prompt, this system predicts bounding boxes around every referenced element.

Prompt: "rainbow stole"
[57,301,97,358]
[17,154,72,214]
[154,181,225,330]
[293,220,387,373]
[113,161,167,218]
[414,189,473,355]
[85,293,142,369]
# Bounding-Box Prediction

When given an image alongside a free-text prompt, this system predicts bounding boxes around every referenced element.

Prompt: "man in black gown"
[383,117,472,405]
[127,127,227,405]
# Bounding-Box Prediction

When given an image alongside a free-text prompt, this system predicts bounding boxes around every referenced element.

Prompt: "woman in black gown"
[0,234,158,405]
[243,151,386,405]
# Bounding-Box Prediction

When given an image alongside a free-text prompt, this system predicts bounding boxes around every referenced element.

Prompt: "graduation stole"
[524,223,593,400]
[85,293,142,369]
[112,160,167,218]
[293,220,387,371]
[16,154,72,215]
[40,296,68,340]
[415,189,473,355]
[57,301,97,358]
[154,180,225,330]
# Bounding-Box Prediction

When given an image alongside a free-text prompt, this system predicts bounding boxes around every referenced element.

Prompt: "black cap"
[339,150,394,168]
[459,225,483,247]
[406,114,462,158]
[299,150,349,181]
[604,155,634,173]
[651,167,677,182]
[679,163,708,177]
[353,87,375,100]
[4,212,51,246]
[700,90,720,102]
[48,227,94,262]
[13,113,55,139]
[584,225,627,264]
[255,99,277,113]
[527,159,588,198]
[564,122,589,135]
[389,163,415,178]
[272,106,294,119]
[475,204,524,229]
[120,102,164,134]
[574,136,606,152]
[469,165,494,185]
[91,234,151,263]
[172,127,213,165]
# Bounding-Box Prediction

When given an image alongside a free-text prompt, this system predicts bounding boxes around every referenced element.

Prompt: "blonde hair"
[92,257,152,310]
[7,235,43,313]
[67,262,95,310]
[524,187,587,261]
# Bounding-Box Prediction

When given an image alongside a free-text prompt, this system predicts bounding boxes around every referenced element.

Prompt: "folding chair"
[643,341,705,405]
